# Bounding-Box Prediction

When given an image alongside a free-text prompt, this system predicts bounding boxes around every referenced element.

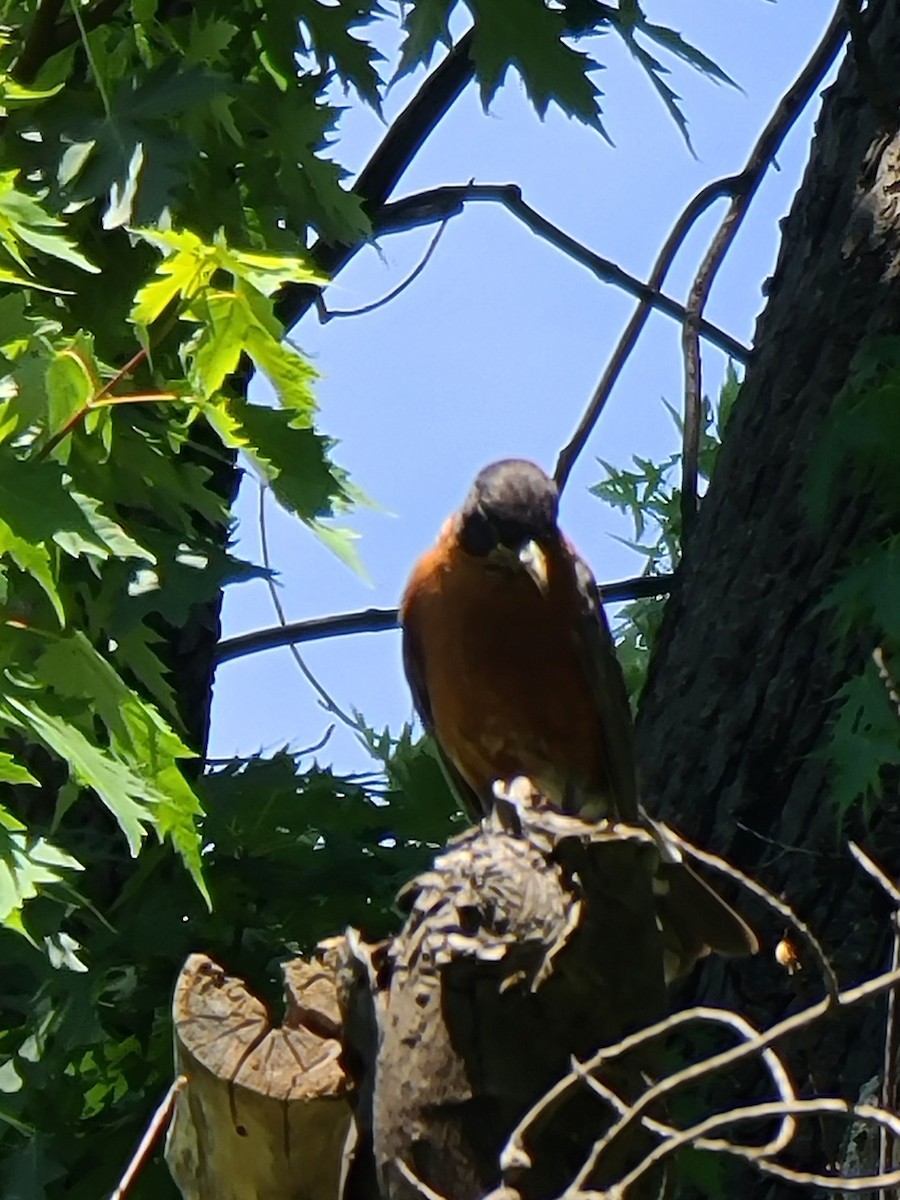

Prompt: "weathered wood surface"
[167,953,351,1200]
[354,807,669,1200]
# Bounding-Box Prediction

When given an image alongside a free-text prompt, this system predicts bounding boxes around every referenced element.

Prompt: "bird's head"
[458,459,559,592]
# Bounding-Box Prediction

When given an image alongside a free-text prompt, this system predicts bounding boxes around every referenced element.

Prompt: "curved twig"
[616,1098,900,1197]
[503,1004,797,1181]
[317,208,453,322]
[680,4,848,539]
[566,964,900,1192]
[553,172,745,491]
[257,482,366,742]
[277,33,476,329]
[665,825,841,1003]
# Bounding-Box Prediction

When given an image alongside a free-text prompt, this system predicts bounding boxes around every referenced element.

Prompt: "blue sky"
[208,2,839,773]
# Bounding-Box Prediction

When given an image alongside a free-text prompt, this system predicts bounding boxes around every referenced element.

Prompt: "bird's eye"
[459,508,498,556]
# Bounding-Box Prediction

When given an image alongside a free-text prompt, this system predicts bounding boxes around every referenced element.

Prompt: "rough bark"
[636,0,900,1188]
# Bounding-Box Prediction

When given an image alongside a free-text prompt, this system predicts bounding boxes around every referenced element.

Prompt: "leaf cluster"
[399,0,735,141]
[0,3,387,1191]
[590,363,740,702]
[807,336,900,826]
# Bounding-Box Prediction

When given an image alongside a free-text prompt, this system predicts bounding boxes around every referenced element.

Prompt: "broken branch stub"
[341,805,672,1200]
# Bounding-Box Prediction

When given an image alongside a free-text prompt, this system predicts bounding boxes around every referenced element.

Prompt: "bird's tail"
[654,860,758,982]
[641,810,758,982]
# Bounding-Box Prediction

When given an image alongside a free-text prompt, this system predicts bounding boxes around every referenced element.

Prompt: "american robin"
[400,458,757,975]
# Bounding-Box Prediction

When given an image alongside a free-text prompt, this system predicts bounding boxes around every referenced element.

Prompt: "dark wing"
[571,549,640,822]
[400,595,488,822]
[569,545,757,970]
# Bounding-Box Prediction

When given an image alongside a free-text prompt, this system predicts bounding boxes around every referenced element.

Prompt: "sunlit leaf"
[0,827,82,929]
[0,171,98,276]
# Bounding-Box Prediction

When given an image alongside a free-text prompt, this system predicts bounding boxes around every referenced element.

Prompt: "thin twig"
[66,0,112,118]
[394,1158,449,1200]
[109,1076,187,1200]
[376,184,749,360]
[849,842,900,909]
[848,840,900,1200]
[503,1004,797,1180]
[36,311,179,461]
[214,573,675,664]
[257,482,368,743]
[553,172,745,491]
[318,207,453,322]
[882,916,900,1200]
[679,3,847,540]
[567,964,900,1191]
[45,0,127,73]
[611,1098,900,1198]
[217,605,397,664]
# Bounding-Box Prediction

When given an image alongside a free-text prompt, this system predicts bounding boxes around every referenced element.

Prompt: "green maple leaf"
[1,696,156,857]
[467,0,603,127]
[825,665,900,825]
[299,0,385,108]
[397,0,455,76]
[0,754,38,787]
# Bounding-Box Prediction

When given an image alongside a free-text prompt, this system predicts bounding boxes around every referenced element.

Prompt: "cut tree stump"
[167,952,352,1200]
[168,796,701,1200]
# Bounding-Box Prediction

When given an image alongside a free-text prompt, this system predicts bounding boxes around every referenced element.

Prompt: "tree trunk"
[637,1,900,1188]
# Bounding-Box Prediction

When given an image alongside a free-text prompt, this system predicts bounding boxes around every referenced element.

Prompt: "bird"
[400,457,757,976]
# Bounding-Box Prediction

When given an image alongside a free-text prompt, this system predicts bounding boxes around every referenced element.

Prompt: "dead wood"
[167,953,352,1200]
[167,800,691,1200]
[167,804,680,1200]
[348,804,670,1200]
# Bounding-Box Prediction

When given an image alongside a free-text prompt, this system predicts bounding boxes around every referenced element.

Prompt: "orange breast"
[402,531,603,806]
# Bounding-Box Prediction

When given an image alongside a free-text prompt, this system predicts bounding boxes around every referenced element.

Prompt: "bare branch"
[214,573,675,665]
[849,842,900,909]
[560,964,900,1192]
[394,1158,450,1200]
[848,840,900,1198]
[884,914,900,1200]
[503,1004,797,1185]
[613,1098,900,1198]
[375,184,749,360]
[216,606,397,665]
[553,172,744,490]
[679,3,848,538]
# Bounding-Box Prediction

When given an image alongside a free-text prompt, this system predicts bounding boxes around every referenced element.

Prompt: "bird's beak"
[518,540,549,594]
